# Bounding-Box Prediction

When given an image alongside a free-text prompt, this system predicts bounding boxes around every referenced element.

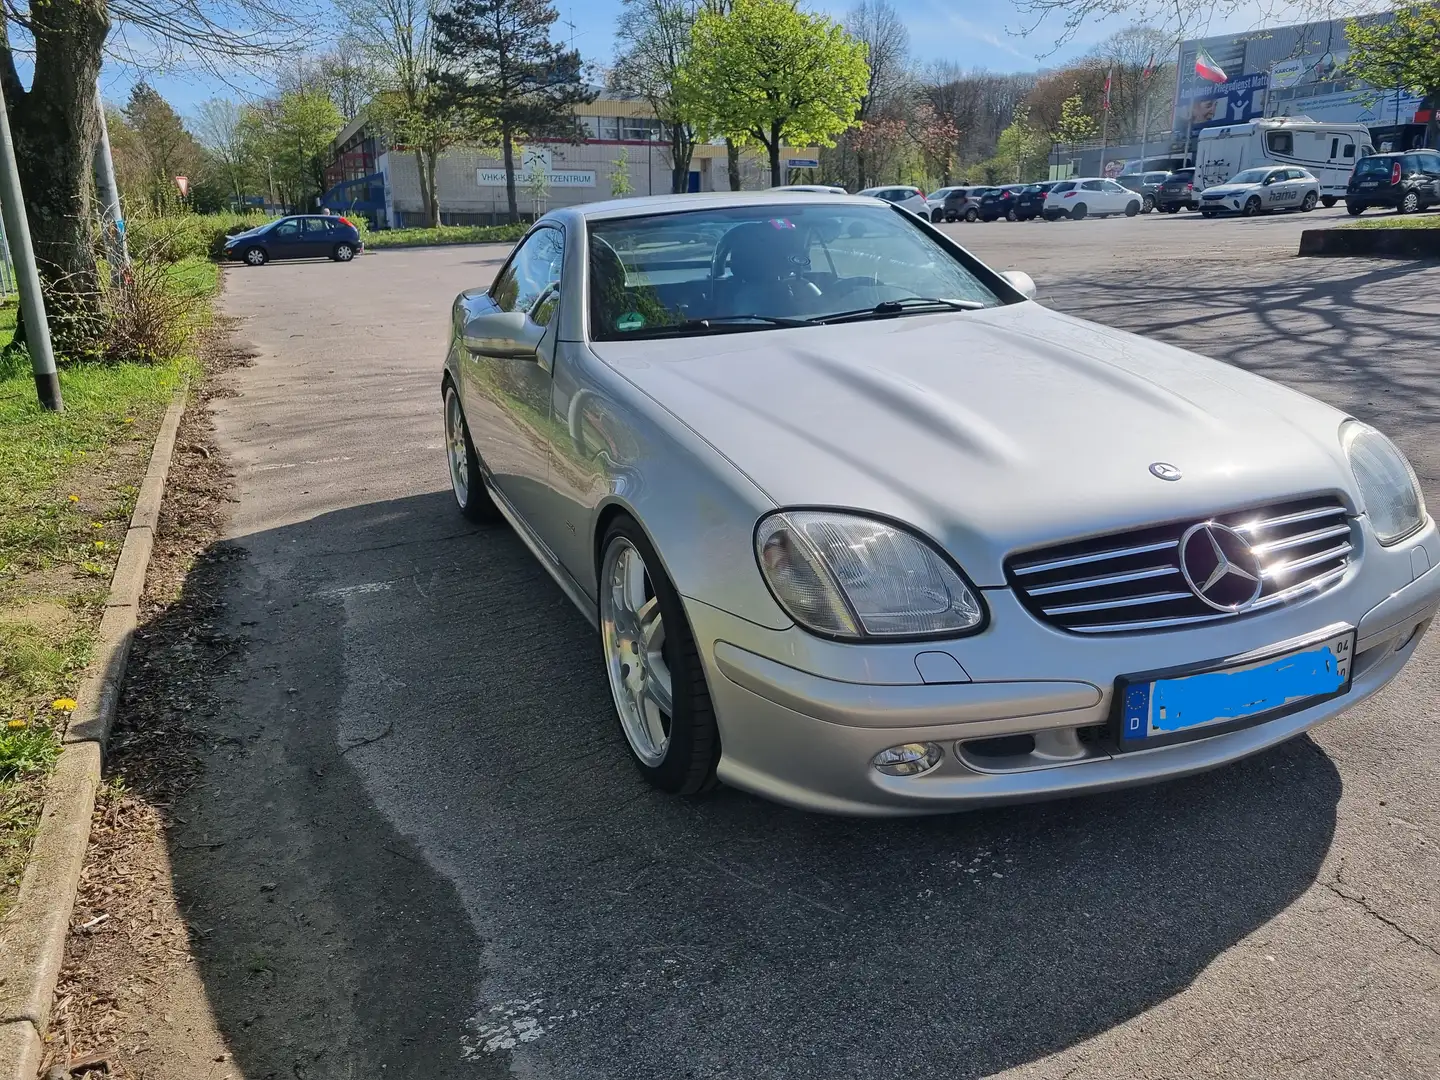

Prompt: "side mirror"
[1001,270,1037,301]
[463,309,542,359]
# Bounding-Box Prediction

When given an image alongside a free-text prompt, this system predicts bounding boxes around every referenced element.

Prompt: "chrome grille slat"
[1026,565,1180,596]
[1010,539,1178,576]
[1249,523,1351,555]
[1261,541,1352,579]
[1007,496,1351,634]
[1042,591,1194,616]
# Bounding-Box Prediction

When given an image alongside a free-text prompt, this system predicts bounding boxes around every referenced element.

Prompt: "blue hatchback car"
[223,215,364,266]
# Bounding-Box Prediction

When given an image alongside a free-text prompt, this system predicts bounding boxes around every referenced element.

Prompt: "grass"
[1338,211,1440,230]
[0,256,217,913]
[364,223,528,248]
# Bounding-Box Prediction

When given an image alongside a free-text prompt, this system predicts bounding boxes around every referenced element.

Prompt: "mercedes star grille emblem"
[1178,522,1264,612]
[1149,462,1182,481]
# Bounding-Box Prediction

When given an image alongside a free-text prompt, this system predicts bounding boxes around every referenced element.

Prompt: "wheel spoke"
[619,547,648,614]
[644,663,673,717]
[637,596,664,653]
[640,692,669,750]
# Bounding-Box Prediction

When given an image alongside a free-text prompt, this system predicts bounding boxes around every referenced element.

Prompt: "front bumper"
[688,519,1440,816]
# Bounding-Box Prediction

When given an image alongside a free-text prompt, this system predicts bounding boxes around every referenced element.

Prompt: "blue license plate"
[1118,628,1354,748]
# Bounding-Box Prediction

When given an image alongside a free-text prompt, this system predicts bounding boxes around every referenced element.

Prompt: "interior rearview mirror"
[1001,270,1037,301]
[463,310,542,360]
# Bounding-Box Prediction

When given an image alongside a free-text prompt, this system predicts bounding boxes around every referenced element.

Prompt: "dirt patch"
[40,322,252,1076]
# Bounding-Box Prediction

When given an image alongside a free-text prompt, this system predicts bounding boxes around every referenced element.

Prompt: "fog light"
[872,742,943,777]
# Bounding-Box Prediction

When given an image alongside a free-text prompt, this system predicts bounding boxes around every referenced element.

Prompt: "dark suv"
[978,185,1025,221]
[1155,169,1199,213]
[942,186,986,222]
[1117,171,1170,213]
[1346,150,1440,215]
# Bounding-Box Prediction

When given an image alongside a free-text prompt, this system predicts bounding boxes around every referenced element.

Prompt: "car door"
[301,216,336,256]
[459,225,566,529]
[267,219,303,258]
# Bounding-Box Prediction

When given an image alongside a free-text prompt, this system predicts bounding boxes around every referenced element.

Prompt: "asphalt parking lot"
[190,206,1439,1079]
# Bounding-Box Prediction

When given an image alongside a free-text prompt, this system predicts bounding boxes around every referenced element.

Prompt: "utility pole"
[0,71,61,410]
[93,86,130,285]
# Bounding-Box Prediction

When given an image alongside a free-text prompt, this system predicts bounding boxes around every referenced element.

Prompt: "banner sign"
[786,158,820,169]
[477,169,596,188]
[1179,72,1269,129]
[1270,59,1306,89]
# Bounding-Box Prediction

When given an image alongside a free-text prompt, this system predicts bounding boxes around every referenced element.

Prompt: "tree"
[0,0,305,358]
[240,91,344,212]
[1011,0,1359,49]
[193,98,250,204]
[994,106,1049,180]
[911,102,961,183]
[1055,93,1099,143]
[1344,4,1440,149]
[341,0,485,226]
[844,0,908,188]
[683,0,870,186]
[432,0,593,221]
[610,0,700,194]
[124,82,200,211]
[610,147,634,196]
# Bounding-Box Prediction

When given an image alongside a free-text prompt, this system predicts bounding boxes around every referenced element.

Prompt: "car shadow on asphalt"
[141,488,1344,1079]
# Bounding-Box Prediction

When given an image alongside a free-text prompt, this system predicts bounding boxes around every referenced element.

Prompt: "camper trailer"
[1195,117,1374,203]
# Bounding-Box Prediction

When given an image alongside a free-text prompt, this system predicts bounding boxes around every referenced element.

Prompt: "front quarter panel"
[548,341,792,631]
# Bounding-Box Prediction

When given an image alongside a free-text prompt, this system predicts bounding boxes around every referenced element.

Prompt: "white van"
[1195,117,1374,204]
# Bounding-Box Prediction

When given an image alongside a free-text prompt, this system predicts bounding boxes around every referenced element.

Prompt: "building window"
[621,118,660,141]
[598,116,620,141]
[579,116,599,139]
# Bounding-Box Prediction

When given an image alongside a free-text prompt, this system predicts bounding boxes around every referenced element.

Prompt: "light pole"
[94,85,130,284]
[0,70,60,410]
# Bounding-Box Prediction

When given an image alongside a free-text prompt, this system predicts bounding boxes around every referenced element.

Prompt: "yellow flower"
[68,494,79,503]
[51,698,78,712]
[123,417,135,424]
[92,522,105,529]
[7,719,25,730]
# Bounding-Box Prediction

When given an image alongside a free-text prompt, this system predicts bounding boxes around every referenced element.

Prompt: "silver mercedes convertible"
[441,192,1438,816]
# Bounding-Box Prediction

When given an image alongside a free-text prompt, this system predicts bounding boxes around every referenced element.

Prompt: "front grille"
[1008,497,1352,634]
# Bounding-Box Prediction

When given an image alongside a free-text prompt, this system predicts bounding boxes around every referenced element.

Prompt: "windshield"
[1229,169,1270,185]
[1354,156,1393,177]
[587,204,1004,341]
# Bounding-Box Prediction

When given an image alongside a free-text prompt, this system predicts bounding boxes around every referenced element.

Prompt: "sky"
[86,0,1316,120]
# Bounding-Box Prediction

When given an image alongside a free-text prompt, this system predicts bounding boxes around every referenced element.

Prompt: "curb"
[1299,226,1440,257]
[0,385,188,1076]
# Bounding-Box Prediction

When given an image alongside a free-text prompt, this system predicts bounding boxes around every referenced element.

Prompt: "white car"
[771,184,848,195]
[927,186,969,221]
[1199,166,1322,217]
[1042,177,1144,220]
[857,185,930,217]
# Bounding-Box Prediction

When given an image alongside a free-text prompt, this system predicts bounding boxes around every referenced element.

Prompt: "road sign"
[786,158,819,169]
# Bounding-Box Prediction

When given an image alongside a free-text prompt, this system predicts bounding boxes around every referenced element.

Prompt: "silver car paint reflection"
[444,192,1440,815]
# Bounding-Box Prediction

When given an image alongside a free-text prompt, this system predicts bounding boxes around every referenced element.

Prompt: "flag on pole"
[1102,68,1113,110]
[1195,48,1228,84]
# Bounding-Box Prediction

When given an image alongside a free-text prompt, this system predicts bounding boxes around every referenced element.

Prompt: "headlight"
[755,510,985,640]
[1342,421,1426,544]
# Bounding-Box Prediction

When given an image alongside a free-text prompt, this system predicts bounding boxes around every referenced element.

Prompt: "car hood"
[225,226,269,242]
[1204,183,1260,196]
[589,303,1355,585]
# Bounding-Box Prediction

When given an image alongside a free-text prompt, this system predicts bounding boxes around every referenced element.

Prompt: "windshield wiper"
[809,297,985,325]
[614,314,811,339]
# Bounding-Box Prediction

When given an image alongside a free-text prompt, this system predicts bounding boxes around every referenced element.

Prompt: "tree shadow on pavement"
[148,487,1343,1080]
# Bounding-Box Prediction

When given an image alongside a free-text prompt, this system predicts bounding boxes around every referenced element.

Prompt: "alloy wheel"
[336,243,355,261]
[445,388,469,508]
[600,538,674,767]
[1401,192,1419,214]
[245,248,266,266]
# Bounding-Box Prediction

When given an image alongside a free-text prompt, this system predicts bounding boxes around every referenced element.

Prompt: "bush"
[365,223,529,248]
[125,211,273,264]
[98,257,218,366]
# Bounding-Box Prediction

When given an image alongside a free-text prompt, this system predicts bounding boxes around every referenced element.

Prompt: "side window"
[1102,180,1127,193]
[303,218,333,235]
[1342,143,1356,159]
[491,227,566,315]
[274,221,299,238]
[1081,180,1103,191]
[1329,137,1340,159]
[1267,131,1293,155]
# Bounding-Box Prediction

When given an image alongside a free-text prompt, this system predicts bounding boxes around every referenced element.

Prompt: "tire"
[931,208,944,223]
[1243,196,1262,216]
[243,246,267,266]
[1201,210,1217,218]
[1321,196,1337,208]
[598,516,719,795]
[1005,208,1018,222]
[443,382,499,523]
[1142,195,1155,213]
[1301,191,1318,212]
[333,242,356,261]
[1347,203,1366,216]
[963,207,978,222]
[1070,203,1087,220]
[1399,191,1420,214]
[1124,200,1140,217]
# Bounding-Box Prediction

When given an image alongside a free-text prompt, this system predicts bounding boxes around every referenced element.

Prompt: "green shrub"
[365,223,528,248]
[125,211,273,264]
